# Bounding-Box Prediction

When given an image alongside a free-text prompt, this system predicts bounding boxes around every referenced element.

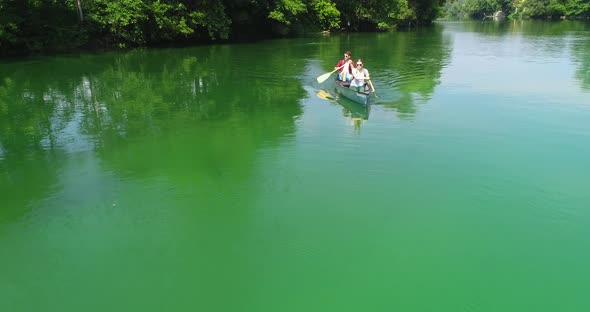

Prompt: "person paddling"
[335,51,354,81]
[350,59,370,92]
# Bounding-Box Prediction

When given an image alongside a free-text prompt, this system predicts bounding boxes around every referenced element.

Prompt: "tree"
[311,0,341,30]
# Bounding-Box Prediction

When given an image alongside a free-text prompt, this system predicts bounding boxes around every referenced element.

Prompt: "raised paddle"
[367,79,379,98]
[317,65,344,84]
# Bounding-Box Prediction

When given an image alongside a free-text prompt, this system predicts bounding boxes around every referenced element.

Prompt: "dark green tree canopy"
[0,0,445,55]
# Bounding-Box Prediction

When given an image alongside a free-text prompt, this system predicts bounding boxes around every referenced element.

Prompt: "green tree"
[84,0,231,45]
[0,0,83,53]
[311,0,341,30]
[268,0,307,26]
[333,0,413,31]
[565,0,590,16]
[1,0,445,55]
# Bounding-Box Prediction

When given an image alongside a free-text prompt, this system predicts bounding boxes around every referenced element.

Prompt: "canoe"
[317,88,370,120]
[334,79,373,106]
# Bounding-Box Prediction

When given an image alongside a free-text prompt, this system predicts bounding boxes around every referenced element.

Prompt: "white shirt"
[350,67,369,87]
[341,61,352,80]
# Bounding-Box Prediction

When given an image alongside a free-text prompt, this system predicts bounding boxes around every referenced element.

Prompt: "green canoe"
[334,79,373,106]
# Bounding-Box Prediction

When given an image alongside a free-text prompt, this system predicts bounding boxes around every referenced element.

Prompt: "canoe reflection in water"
[316,88,371,132]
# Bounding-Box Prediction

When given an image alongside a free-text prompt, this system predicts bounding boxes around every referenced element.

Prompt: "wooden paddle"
[367,79,378,98]
[317,65,344,84]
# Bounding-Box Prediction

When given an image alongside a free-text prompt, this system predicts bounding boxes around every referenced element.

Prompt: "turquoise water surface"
[1,21,590,311]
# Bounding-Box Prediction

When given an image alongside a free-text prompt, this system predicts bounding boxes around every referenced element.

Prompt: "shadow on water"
[371,25,452,118]
[319,88,370,119]
[569,24,590,91]
[317,87,370,133]
[0,42,310,222]
[337,96,370,133]
[337,96,370,121]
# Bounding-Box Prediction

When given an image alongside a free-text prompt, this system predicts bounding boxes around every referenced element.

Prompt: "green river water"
[1,21,590,311]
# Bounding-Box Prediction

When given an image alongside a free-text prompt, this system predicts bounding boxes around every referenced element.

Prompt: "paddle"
[317,65,344,84]
[367,79,379,98]
[316,89,334,101]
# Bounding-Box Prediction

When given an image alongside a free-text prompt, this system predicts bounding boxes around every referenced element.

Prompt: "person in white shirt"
[349,59,370,92]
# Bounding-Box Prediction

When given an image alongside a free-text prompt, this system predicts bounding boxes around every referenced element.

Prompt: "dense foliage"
[443,0,590,19]
[0,0,445,55]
